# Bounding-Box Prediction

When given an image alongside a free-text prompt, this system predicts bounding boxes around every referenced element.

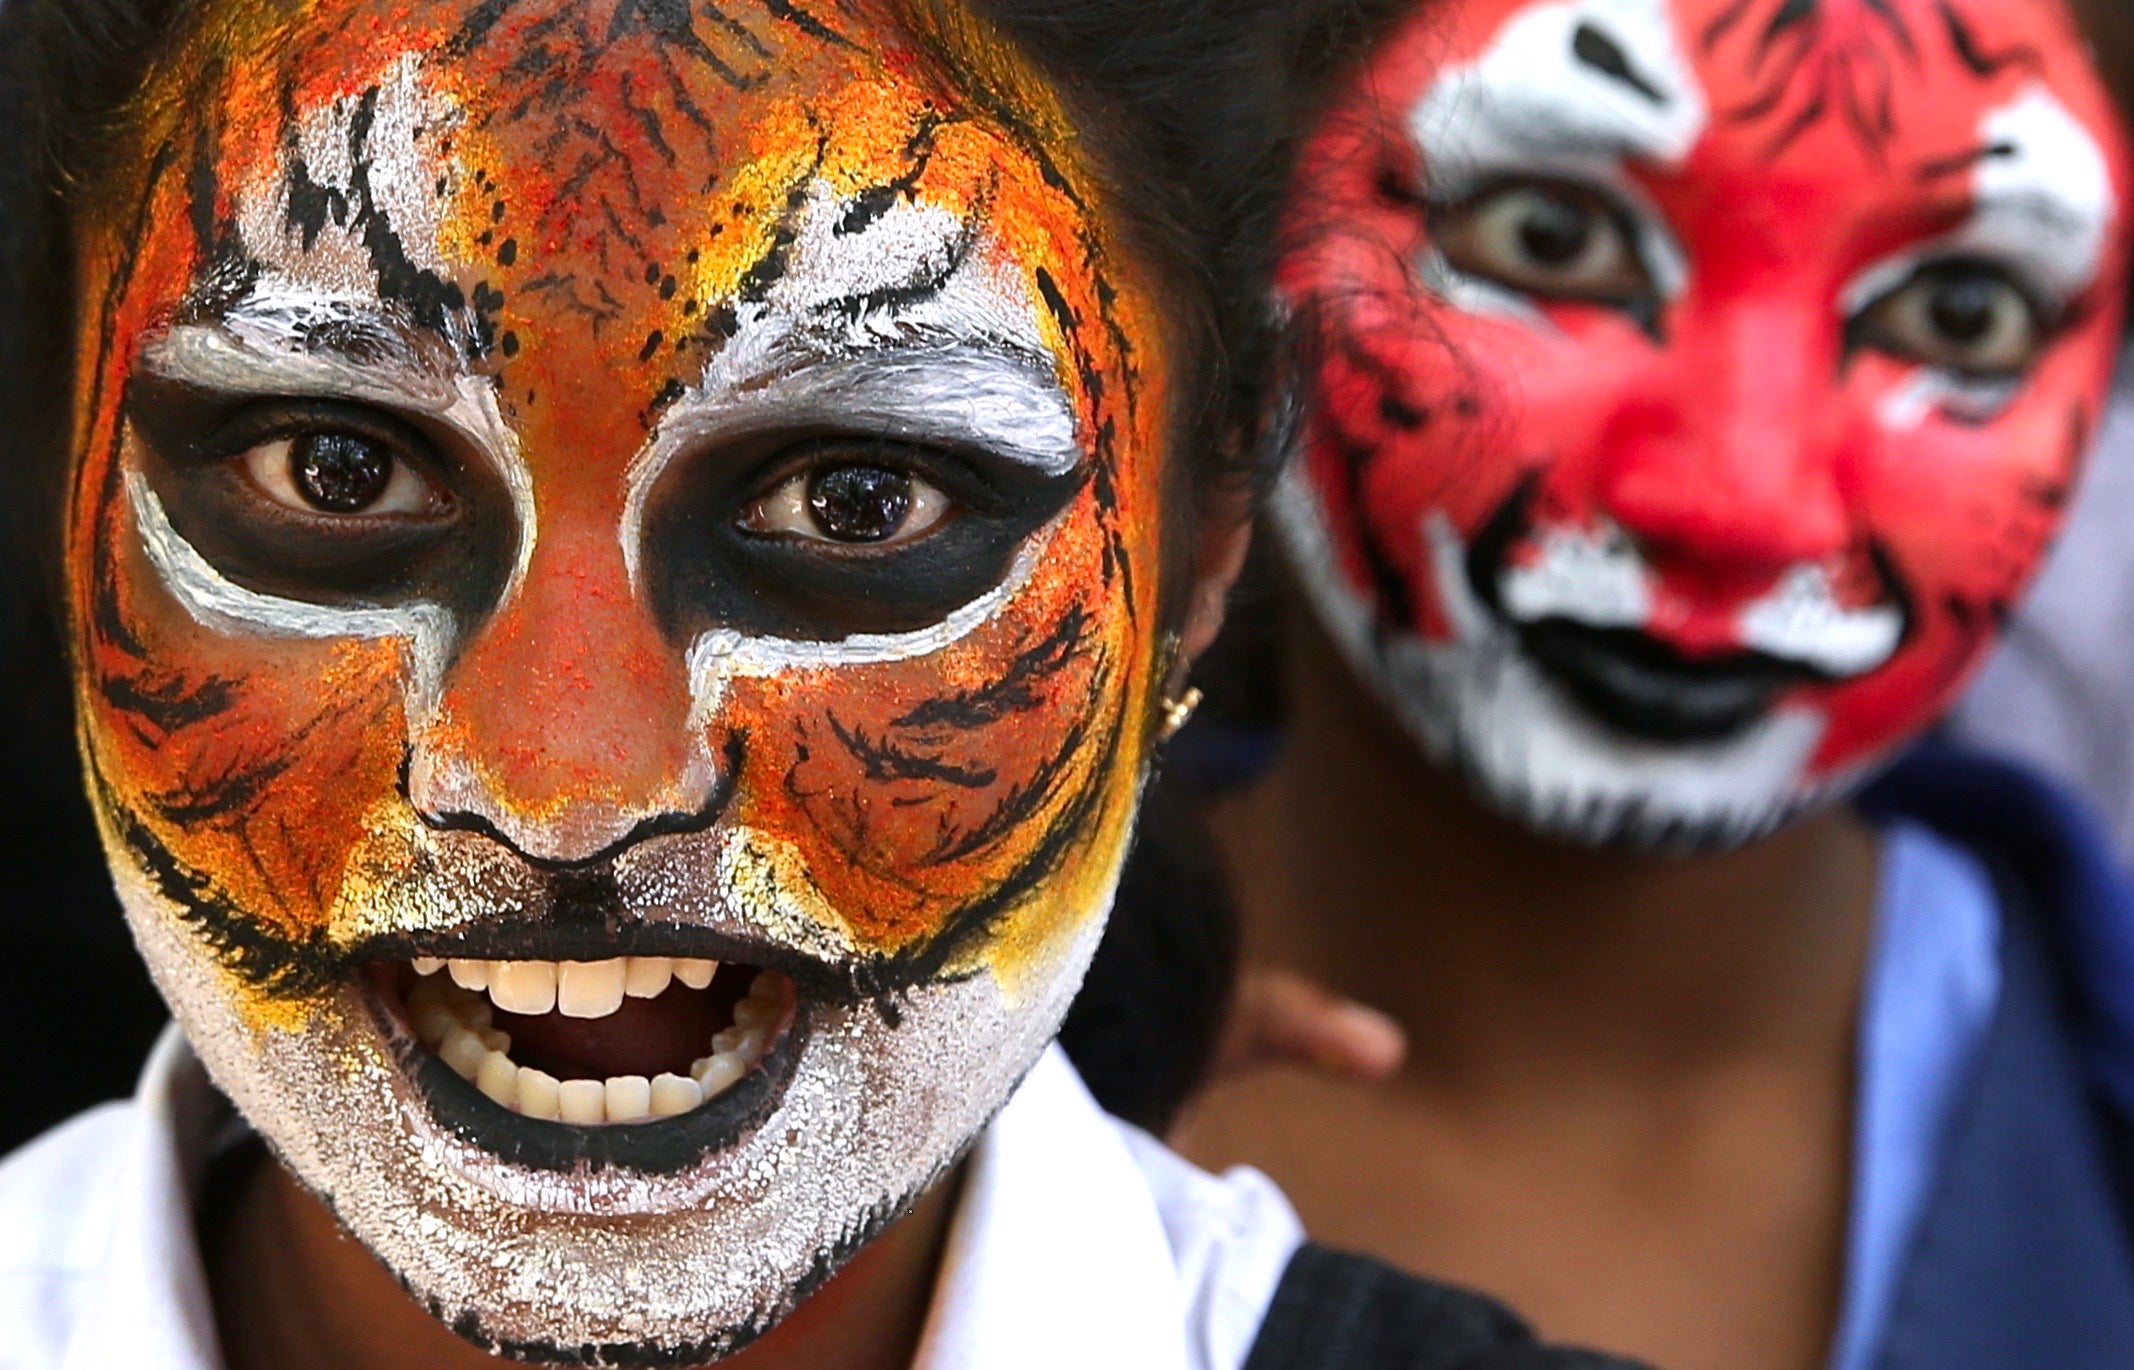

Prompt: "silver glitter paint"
[112,832,1113,1359]
[126,470,458,714]
[621,183,1076,593]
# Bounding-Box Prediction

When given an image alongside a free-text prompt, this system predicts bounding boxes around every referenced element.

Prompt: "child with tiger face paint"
[0,0,1283,1362]
[1174,2,2134,1368]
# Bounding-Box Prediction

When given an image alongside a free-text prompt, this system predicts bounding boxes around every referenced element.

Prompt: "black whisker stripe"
[87,751,343,1000]
[1702,0,1761,52]
[828,715,1000,789]
[1938,0,2040,79]
[893,605,1090,729]
[764,0,858,50]
[923,680,1103,866]
[97,669,241,739]
[86,136,187,667]
[617,70,679,167]
[868,665,1129,990]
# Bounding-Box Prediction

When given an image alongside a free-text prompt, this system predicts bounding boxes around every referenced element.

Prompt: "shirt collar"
[912,1045,1200,1370]
[64,1028,228,1370]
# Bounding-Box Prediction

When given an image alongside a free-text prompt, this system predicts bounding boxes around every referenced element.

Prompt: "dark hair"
[0,0,1413,1139]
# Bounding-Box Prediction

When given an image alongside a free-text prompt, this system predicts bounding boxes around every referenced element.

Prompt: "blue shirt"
[1830,821,2002,1370]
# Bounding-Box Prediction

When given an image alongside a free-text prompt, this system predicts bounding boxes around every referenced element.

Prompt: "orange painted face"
[69,0,1171,1354]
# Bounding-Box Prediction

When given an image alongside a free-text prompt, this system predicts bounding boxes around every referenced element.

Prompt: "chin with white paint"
[66,1,1175,1360]
[1275,0,2131,852]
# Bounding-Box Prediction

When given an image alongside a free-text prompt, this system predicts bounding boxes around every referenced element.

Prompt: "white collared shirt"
[0,1031,1300,1370]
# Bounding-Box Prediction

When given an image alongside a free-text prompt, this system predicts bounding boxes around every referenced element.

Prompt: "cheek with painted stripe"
[723,513,1121,951]
[82,472,418,947]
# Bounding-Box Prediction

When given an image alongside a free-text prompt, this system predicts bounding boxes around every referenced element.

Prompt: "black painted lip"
[366,971,813,1177]
[1459,476,1912,747]
[1513,617,1822,744]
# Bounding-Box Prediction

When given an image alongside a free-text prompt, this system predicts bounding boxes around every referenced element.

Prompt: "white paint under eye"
[1420,248,1554,327]
[620,183,1079,592]
[126,470,455,720]
[1875,366,2021,431]
[1738,564,1904,678]
[143,312,538,606]
[1498,518,1651,627]
[682,520,1056,728]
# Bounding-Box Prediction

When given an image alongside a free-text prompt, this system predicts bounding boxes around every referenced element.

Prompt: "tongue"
[496,985,731,1081]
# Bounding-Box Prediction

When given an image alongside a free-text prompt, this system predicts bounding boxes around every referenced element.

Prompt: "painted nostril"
[407,729,742,870]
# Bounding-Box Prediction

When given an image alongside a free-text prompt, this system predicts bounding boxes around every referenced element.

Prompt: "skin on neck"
[204,1153,959,1370]
[1176,597,1880,1370]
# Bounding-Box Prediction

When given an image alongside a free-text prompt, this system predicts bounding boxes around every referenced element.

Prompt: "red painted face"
[1278,0,2131,848]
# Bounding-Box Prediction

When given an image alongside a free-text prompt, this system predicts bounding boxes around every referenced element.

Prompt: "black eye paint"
[643,432,1083,641]
[123,378,518,617]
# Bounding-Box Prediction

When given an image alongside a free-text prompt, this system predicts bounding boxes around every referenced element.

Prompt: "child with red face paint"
[1170,1,2134,1368]
[0,0,1652,1368]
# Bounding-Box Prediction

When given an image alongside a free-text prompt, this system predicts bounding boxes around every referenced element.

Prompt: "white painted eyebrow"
[654,343,1080,475]
[620,338,1079,590]
[142,289,468,419]
[1959,83,2117,300]
[136,286,540,610]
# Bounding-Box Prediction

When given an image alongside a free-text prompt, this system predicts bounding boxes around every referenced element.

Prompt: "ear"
[1178,477,1255,668]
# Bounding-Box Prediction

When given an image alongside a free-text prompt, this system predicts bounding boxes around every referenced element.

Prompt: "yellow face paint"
[70,0,1173,1353]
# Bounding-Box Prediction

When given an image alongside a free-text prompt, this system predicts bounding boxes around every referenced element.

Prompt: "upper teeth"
[419,955,720,1018]
[405,965,789,1126]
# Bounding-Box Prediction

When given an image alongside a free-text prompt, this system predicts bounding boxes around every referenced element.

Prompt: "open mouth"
[1516,619,1823,744]
[365,952,808,1174]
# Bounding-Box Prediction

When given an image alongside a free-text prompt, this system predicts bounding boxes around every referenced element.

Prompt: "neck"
[1215,608,1880,1094]
[204,1147,956,1370]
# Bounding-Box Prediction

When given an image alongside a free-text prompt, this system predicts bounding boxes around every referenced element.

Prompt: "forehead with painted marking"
[93,0,1123,456]
[1402,0,2119,288]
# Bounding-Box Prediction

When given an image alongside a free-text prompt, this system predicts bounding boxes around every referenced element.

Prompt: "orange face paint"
[67,0,1175,1353]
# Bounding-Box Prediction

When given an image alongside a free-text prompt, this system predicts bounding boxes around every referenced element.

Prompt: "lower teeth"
[406,970,789,1125]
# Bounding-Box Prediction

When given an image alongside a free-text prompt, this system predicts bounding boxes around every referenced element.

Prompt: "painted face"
[1277,0,2130,849]
[69,0,1173,1356]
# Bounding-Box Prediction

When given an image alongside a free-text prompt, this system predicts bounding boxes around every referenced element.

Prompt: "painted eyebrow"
[1963,177,2108,244]
[657,343,1082,476]
[141,288,470,418]
[619,339,1080,592]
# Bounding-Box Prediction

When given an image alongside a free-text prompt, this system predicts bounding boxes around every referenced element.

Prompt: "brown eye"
[1435,182,1652,306]
[1857,264,2046,378]
[242,432,437,516]
[743,461,952,546]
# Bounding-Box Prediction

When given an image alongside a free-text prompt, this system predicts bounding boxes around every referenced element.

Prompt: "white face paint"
[82,15,1171,1360]
[1413,0,1705,313]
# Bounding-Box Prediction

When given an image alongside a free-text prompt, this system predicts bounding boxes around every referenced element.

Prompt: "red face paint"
[1278,0,2132,848]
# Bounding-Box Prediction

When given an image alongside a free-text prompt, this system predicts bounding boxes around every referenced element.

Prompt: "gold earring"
[1159,686,1205,744]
